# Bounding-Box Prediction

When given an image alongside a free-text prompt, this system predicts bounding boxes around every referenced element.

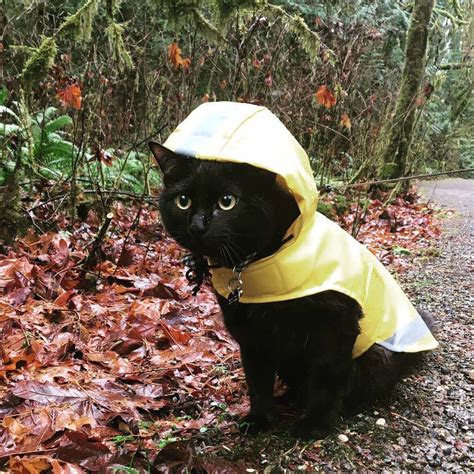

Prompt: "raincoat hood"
[163,102,438,358]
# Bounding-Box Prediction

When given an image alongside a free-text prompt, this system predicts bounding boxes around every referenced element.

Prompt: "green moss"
[266,4,321,62]
[377,0,435,178]
[379,162,401,179]
[317,201,335,218]
[20,36,57,89]
[334,195,349,215]
[58,0,100,43]
[106,21,134,71]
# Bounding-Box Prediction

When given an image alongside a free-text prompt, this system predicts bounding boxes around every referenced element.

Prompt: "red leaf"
[57,83,82,110]
[142,280,180,300]
[168,42,191,70]
[315,85,337,108]
[56,431,110,465]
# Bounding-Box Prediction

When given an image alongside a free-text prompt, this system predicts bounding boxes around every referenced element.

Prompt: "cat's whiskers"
[218,245,229,268]
[224,242,240,266]
[221,243,236,268]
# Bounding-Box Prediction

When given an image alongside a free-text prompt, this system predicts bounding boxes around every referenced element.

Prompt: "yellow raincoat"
[164,102,438,358]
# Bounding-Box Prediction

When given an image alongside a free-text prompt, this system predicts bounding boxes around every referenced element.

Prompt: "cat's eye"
[218,193,237,211]
[175,194,192,210]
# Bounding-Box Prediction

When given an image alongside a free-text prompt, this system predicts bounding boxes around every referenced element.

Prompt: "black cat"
[149,142,433,439]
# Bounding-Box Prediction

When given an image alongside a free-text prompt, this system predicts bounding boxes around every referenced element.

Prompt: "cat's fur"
[151,143,429,438]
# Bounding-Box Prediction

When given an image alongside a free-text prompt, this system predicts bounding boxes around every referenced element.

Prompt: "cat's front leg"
[239,343,276,434]
[293,356,352,439]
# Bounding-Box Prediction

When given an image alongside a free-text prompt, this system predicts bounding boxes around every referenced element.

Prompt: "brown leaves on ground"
[0,205,242,471]
[0,193,442,470]
[334,189,443,271]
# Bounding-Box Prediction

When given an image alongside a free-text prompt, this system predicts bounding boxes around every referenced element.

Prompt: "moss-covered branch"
[20,0,102,90]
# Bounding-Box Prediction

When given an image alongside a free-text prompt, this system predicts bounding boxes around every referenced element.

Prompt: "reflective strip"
[378,314,431,352]
[173,103,244,157]
[173,135,215,158]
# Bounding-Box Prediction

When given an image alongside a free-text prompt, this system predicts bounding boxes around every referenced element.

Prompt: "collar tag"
[226,252,256,304]
[227,271,243,304]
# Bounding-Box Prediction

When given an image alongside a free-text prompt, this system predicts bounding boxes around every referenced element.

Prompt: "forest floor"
[0,179,472,472]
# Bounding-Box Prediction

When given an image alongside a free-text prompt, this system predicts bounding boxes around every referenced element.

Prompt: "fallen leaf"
[56,431,110,465]
[2,417,29,443]
[10,456,51,474]
[12,381,89,404]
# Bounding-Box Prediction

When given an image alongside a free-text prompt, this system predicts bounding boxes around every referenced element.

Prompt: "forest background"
[0,0,472,237]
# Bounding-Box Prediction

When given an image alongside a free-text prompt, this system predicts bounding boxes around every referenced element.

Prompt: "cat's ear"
[149,142,191,184]
[148,142,177,174]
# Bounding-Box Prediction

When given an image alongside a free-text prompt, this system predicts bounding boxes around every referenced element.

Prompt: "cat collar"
[183,252,256,302]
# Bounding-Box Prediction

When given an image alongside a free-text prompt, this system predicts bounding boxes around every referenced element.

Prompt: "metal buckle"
[227,266,243,304]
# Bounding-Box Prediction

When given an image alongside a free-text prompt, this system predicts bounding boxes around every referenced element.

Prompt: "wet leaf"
[57,83,82,110]
[168,43,191,70]
[12,381,89,404]
[340,113,351,130]
[315,85,337,108]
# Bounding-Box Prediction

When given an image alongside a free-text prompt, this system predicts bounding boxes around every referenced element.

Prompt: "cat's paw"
[239,413,272,435]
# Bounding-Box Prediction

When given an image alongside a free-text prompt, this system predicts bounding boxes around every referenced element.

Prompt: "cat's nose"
[189,214,208,238]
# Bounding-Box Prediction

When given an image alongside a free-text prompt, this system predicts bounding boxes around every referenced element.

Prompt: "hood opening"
[162,101,319,248]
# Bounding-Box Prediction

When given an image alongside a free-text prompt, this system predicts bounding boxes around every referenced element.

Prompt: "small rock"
[376,417,386,427]
[337,434,349,443]
[397,436,407,446]
[443,446,453,456]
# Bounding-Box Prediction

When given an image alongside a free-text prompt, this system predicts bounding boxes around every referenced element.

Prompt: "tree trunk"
[379,0,435,179]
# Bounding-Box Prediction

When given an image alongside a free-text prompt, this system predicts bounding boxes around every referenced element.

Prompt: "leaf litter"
[0,190,450,471]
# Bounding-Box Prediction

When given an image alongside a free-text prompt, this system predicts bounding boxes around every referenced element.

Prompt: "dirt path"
[392,179,473,470]
[419,178,474,216]
[213,179,473,471]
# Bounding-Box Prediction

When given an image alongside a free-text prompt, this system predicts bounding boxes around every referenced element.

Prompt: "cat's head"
[149,142,299,267]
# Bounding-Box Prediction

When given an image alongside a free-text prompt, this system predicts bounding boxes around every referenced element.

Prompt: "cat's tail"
[344,309,436,413]
[418,308,437,336]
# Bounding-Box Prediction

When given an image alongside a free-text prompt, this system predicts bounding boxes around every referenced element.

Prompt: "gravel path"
[392,179,473,470]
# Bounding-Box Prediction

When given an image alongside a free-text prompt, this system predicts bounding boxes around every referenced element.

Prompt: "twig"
[26,189,159,212]
[114,202,144,274]
[390,411,428,431]
[82,212,114,270]
[0,448,56,461]
[339,167,474,190]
